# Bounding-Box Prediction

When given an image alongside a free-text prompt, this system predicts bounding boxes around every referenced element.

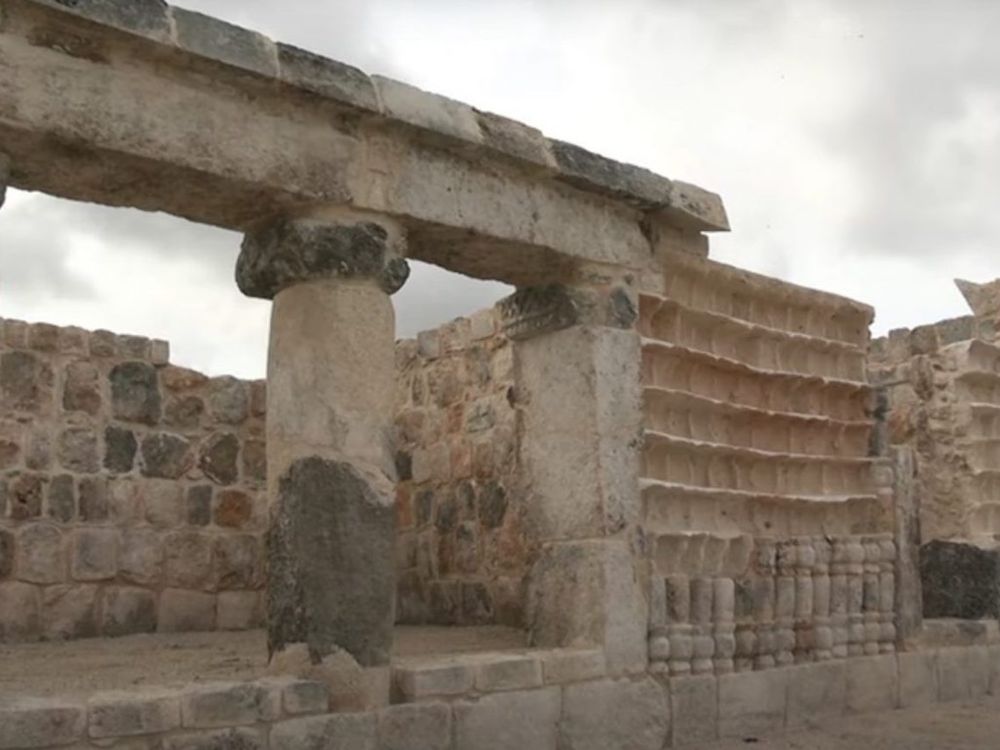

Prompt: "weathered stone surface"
[164,531,213,588]
[71,527,118,581]
[378,702,451,750]
[0,699,85,749]
[276,678,329,716]
[0,582,39,640]
[102,586,157,637]
[550,139,672,209]
[241,439,266,483]
[104,426,138,474]
[41,584,98,640]
[846,654,898,714]
[0,529,13,579]
[938,646,990,702]
[181,682,279,729]
[237,218,408,299]
[453,688,560,750]
[786,661,847,729]
[718,669,788,739]
[393,662,474,701]
[1,350,49,412]
[277,44,379,111]
[217,591,261,631]
[476,111,556,172]
[670,674,718,746]
[271,712,377,750]
[110,362,161,424]
[0,153,8,208]
[374,76,483,145]
[187,485,214,526]
[173,8,277,77]
[57,426,99,473]
[956,277,1000,319]
[63,360,101,415]
[30,0,172,41]
[200,433,240,485]
[159,589,216,632]
[212,534,260,590]
[560,677,670,750]
[898,650,938,708]
[88,690,181,738]
[214,489,253,528]
[163,727,266,750]
[921,540,1000,619]
[499,284,636,342]
[144,480,185,528]
[166,394,206,429]
[207,378,249,425]
[9,473,45,520]
[140,432,193,479]
[46,474,75,522]
[119,528,163,585]
[16,523,64,584]
[268,456,394,667]
[78,476,108,522]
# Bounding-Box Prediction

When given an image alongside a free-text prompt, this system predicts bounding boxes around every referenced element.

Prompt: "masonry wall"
[393,307,532,627]
[640,250,895,674]
[0,318,267,642]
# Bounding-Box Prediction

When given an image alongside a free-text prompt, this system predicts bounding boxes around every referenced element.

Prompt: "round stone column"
[237,215,409,708]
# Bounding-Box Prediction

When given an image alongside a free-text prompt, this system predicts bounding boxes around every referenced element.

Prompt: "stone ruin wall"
[0,308,524,642]
[393,306,532,628]
[640,250,897,675]
[0,317,269,642]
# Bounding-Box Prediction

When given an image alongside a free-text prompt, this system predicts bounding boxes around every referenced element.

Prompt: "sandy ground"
[0,625,526,700]
[699,696,1000,750]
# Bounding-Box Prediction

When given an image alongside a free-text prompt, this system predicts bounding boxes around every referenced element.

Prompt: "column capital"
[236,216,409,300]
[498,281,637,341]
[0,153,10,209]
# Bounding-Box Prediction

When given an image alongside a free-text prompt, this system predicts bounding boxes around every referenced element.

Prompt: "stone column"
[508,278,648,675]
[236,215,409,708]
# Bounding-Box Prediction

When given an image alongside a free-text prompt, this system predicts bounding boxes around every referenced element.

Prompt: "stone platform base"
[4,630,1000,749]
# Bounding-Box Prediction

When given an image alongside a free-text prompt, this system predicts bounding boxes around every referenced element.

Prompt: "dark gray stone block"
[921,539,1000,619]
[549,139,672,209]
[237,218,408,299]
[47,474,75,523]
[110,362,161,425]
[268,456,394,667]
[199,433,239,486]
[104,426,137,474]
[140,432,192,479]
[30,0,172,41]
[172,8,277,77]
[277,44,379,112]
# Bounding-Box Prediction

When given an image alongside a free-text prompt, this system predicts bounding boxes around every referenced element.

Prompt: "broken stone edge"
[20,0,729,233]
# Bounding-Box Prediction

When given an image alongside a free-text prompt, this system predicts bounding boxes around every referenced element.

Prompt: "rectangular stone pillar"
[237,216,409,709]
[504,283,648,675]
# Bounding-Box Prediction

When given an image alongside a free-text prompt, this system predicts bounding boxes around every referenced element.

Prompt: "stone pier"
[236,216,409,706]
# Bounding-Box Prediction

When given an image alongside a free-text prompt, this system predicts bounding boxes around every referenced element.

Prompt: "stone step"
[638,295,866,382]
[643,386,872,458]
[640,339,870,422]
[642,432,877,497]
[647,251,873,347]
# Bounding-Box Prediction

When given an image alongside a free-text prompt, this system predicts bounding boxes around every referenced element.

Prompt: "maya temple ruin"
[1,1,1000,748]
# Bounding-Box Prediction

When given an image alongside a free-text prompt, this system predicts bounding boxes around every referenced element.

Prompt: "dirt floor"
[700,696,1000,750]
[0,625,527,700]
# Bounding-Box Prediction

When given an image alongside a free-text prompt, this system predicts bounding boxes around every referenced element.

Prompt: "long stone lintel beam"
[0,0,728,285]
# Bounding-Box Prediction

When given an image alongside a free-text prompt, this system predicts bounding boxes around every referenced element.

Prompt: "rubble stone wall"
[640,251,894,674]
[393,307,532,627]
[0,318,268,642]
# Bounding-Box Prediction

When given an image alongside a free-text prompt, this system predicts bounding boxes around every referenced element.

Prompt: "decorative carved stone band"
[236,217,410,299]
[0,153,10,209]
[498,283,637,341]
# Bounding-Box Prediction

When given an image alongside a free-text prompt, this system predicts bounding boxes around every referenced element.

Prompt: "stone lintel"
[498,283,637,341]
[237,218,409,300]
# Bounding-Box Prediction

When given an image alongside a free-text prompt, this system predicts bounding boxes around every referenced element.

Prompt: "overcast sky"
[2,0,998,378]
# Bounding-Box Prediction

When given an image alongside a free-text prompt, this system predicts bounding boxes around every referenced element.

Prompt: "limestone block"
[101,586,157,637]
[785,660,846,729]
[88,690,181,738]
[559,677,669,750]
[898,650,939,708]
[16,523,64,584]
[173,8,278,78]
[374,76,483,146]
[71,528,118,581]
[163,531,213,589]
[474,655,542,692]
[140,432,194,479]
[45,475,74,523]
[453,687,560,750]
[476,111,556,173]
[378,702,451,750]
[539,649,606,684]
[846,654,898,714]
[270,713,376,750]
[199,433,240,485]
[393,661,474,701]
[717,669,788,740]
[57,426,99,473]
[549,139,671,210]
[211,534,261,590]
[180,682,280,729]
[670,674,718,746]
[41,584,98,640]
[158,589,216,633]
[0,529,12,579]
[277,44,379,112]
[207,377,250,425]
[217,590,261,631]
[110,362,161,425]
[0,699,85,749]
[162,727,266,750]
[0,581,39,641]
[119,528,163,586]
[275,679,330,716]
[28,0,172,41]
[937,646,990,702]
